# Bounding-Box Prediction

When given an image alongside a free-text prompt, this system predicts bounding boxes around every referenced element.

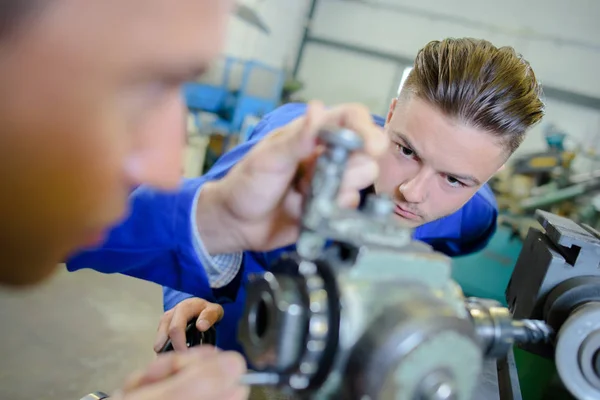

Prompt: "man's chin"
[0,261,61,289]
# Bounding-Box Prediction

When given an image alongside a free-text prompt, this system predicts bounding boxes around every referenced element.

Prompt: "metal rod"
[239,372,281,386]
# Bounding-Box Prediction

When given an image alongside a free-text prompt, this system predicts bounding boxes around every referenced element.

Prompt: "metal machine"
[235,129,591,400]
[80,129,600,400]
[506,210,600,400]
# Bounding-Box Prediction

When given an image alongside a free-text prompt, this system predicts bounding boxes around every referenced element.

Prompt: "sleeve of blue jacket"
[66,103,310,305]
[66,178,235,302]
[161,104,311,311]
[160,102,499,310]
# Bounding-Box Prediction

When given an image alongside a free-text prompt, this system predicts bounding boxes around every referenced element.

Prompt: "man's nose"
[125,95,186,190]
[399,171,429,203]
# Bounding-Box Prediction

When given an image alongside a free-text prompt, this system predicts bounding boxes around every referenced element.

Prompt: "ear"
[386,98,398,125]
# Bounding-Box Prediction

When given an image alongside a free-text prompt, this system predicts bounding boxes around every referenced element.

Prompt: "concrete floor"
[0,266,289,400]
[0,266,163,400]
[0,265,497,400]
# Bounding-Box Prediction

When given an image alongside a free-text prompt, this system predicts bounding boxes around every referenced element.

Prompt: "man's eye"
[395,143,415,158]
[446,176,465,188]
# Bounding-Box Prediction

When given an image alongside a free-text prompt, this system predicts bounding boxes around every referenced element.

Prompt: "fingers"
[168,299,207,352]
[299,102,388,159]
[294,152,378,209]
[250,101,328,170]
[253,101,387,169]
[322,103,389,157]
[120,349,249,400]
[142,350,248,399]
[223,386,251,400]
[337,190,361,209]
[175,350,248,396]
[154,310,174,352]
[342,153,380,191]
[122,347,220,393]
[154,298,223,353]
[196,302,224,332]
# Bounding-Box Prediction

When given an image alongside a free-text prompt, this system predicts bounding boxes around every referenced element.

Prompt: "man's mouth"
[394,204,420,220]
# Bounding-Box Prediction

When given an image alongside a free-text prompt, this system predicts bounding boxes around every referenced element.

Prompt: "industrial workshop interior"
[1,1,599,400]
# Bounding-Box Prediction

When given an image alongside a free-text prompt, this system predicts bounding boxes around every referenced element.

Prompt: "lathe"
[235,129,600,399]
[82,128,600,400]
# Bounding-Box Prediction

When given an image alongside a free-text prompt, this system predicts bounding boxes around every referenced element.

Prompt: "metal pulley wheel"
[555,302,600,400]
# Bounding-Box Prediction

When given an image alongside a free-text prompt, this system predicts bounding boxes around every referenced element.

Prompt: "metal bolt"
[239,372,280,386]
[319,128,364,154]
[310,129,364,207]
[298,129,364,260]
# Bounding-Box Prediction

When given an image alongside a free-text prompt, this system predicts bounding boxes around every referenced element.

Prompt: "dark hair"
[402,38,545,154]
[0,1,38,39]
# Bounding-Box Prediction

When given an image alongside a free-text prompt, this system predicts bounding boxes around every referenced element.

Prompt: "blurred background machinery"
[491,124,600,231]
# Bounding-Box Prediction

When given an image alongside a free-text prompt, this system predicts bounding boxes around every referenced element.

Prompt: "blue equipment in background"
[183,56,285,137]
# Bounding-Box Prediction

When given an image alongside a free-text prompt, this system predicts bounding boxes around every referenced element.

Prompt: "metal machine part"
[296,128,410,261]
[465,298,553,359]
[237,129,553,399]
[555,302,600,400]
[240,241,484,400]
[506,210,600,400]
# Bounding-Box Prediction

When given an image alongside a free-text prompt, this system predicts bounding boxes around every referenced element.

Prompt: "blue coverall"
[67,103,498,355]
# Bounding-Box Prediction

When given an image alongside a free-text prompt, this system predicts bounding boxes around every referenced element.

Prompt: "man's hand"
[154,298,224,353]
[111,347,248,400]
[197,101,389,254]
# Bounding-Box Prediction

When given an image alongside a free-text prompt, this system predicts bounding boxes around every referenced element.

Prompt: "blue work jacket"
[67,102,498,355]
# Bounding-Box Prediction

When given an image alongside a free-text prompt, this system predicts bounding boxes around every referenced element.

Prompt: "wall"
[221,0,600,170]
[308,0,600,98]
[224,0,311,70]
[297,42,405,115]
[295,0,600,170]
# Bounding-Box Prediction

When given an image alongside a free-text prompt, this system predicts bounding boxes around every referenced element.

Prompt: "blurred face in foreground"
[0,0,233,286]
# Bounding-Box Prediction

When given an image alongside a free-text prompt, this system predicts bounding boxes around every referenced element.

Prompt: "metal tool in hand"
[237,128,470,398]
[296,129,411,261]
[235,128,558,399]
[296,128,364,261]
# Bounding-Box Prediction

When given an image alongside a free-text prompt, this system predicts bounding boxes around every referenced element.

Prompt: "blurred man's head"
[0,0,233,286]
[375,38,545,227]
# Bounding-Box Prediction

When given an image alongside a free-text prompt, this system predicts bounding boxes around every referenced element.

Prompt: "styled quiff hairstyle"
[402,38,545,154]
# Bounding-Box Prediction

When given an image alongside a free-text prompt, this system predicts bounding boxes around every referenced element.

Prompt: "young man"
[1,1,387,399]
[145,38,546,354]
